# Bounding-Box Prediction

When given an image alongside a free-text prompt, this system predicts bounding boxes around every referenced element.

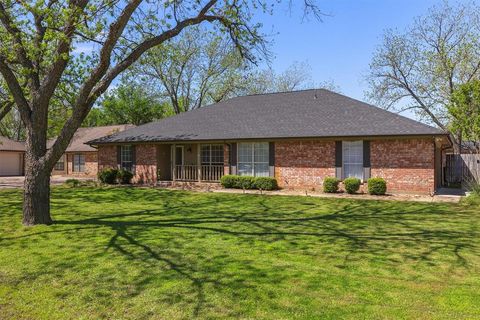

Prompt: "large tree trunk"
[22,124,53,226]
[23,163,52,226]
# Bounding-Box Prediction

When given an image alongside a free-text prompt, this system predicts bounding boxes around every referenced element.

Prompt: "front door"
[174,146,184,165]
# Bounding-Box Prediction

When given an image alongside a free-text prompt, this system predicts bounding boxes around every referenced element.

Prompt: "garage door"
[0,152,23,176]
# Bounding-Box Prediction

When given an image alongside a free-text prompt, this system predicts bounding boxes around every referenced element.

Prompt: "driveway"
[0,176,95,189]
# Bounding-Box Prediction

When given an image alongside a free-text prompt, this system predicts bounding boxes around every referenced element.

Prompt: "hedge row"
[322,177,387,195]
[220,175,278,190]
[98,168,134,185]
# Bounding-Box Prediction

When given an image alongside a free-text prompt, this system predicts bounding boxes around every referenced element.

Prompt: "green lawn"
[0,187,479,319]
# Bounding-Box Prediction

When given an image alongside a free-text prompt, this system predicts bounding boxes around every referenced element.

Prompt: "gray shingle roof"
[48,125,134,152]
[88,89,446,145]
[0,136,25,152]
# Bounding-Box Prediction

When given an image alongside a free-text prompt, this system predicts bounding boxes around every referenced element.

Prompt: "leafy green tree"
[84,84,167,126]
[366,1,480,151]
[448,80,480,152]
[0,0,322,225]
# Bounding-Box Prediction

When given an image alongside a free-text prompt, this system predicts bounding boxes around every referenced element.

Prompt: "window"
[121,145,133,172]
[201,144,224,165]
[73,154,85,172]
[343,141,363,180]
[238,142,269,177]
[54,156,65,171]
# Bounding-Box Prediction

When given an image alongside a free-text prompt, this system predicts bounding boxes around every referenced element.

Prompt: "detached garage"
[0,136,25,176]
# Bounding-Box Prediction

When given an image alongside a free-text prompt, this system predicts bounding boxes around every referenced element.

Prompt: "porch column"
[197,144,201,182]
[172,143,176,182]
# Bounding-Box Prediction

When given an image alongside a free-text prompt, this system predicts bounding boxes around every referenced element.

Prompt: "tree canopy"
[366,1,480,150]
[448,80,480,152]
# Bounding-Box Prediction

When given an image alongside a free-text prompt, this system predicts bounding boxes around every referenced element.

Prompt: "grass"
[0,187,479,319]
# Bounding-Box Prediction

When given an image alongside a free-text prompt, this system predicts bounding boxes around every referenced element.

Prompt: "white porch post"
[197,144,201,182]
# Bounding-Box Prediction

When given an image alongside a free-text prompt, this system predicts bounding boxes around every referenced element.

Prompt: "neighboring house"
[0,136,25,176]
[51,125,133,177]
[88,89,450,194]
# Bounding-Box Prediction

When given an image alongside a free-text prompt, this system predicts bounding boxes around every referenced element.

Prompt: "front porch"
[157,143,228,183]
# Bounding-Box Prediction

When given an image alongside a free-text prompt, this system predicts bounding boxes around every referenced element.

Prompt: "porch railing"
[174,165,224,182]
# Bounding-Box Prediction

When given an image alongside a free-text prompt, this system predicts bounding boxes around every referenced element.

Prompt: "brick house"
[88,90,450,194]
[51,125,133,177]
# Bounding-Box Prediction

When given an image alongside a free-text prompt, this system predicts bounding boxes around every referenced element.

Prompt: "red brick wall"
[134,144,157,184]
[274,140,336,189]
[273,138,435,194]
[98,145,117,172]
[371,138,435,194]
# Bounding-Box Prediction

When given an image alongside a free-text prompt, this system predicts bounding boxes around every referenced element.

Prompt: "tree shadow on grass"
[2,190,479,317]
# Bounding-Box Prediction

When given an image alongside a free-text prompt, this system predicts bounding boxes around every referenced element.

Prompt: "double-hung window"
[73,154,85,172]
[120,145,133,172]
[342,140,363,180]
[201,144,224,165]
[54,156,65,171]
[238,142,269,177]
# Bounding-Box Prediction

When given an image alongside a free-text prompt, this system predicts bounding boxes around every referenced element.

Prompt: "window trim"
[120,145,134,172]
[237,142,270,177]
[54,155,65,171]
[342,140,364,181]
[73,153,85,173]
[200,144,224,166]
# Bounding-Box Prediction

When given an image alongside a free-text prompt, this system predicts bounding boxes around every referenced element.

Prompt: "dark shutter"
[335,141,343,179]
[335,141,342,167]
[363,141,371,167]
[116,145,121,169]
[230,143,237,175]
[269,142,275,177]
[269,142,275,166]
[363,140,371,180]
[131,145,136,174]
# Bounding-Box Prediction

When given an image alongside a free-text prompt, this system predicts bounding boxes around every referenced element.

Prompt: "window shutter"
[230,143,237,175]
[117,145,121,169]
[269,142,275,177]
[335,141,343,179]
[363,141,371,180]
[131,145,136,174]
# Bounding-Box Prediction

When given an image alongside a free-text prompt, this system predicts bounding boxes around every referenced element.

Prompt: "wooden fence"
[445,154,480,187]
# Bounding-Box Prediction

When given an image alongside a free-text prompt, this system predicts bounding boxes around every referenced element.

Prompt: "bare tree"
[366,1,480,151]
[0,0,322,225]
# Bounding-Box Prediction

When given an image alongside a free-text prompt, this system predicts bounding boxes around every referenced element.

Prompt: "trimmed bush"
[237,176,256,190]
[98,168,118,184]
[117,169,134,184]
[221,175,278,191]
[254,177,278,190]
[65,179,80,188]
[220,175,237,188]
[367,177,387,195]
[323,177,340,193]
[344,177,361,194]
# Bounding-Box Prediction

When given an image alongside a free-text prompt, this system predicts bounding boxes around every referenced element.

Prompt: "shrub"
[323,177,340,193]
[221,175,278,191]
[254,177,278,190]
[98,168,118,184]
[117,169,134,184]
[65,179,80,188]
[237,176,256,189]
[220,175,237,188]
[367,177,387,195]
[344,177,361,194]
